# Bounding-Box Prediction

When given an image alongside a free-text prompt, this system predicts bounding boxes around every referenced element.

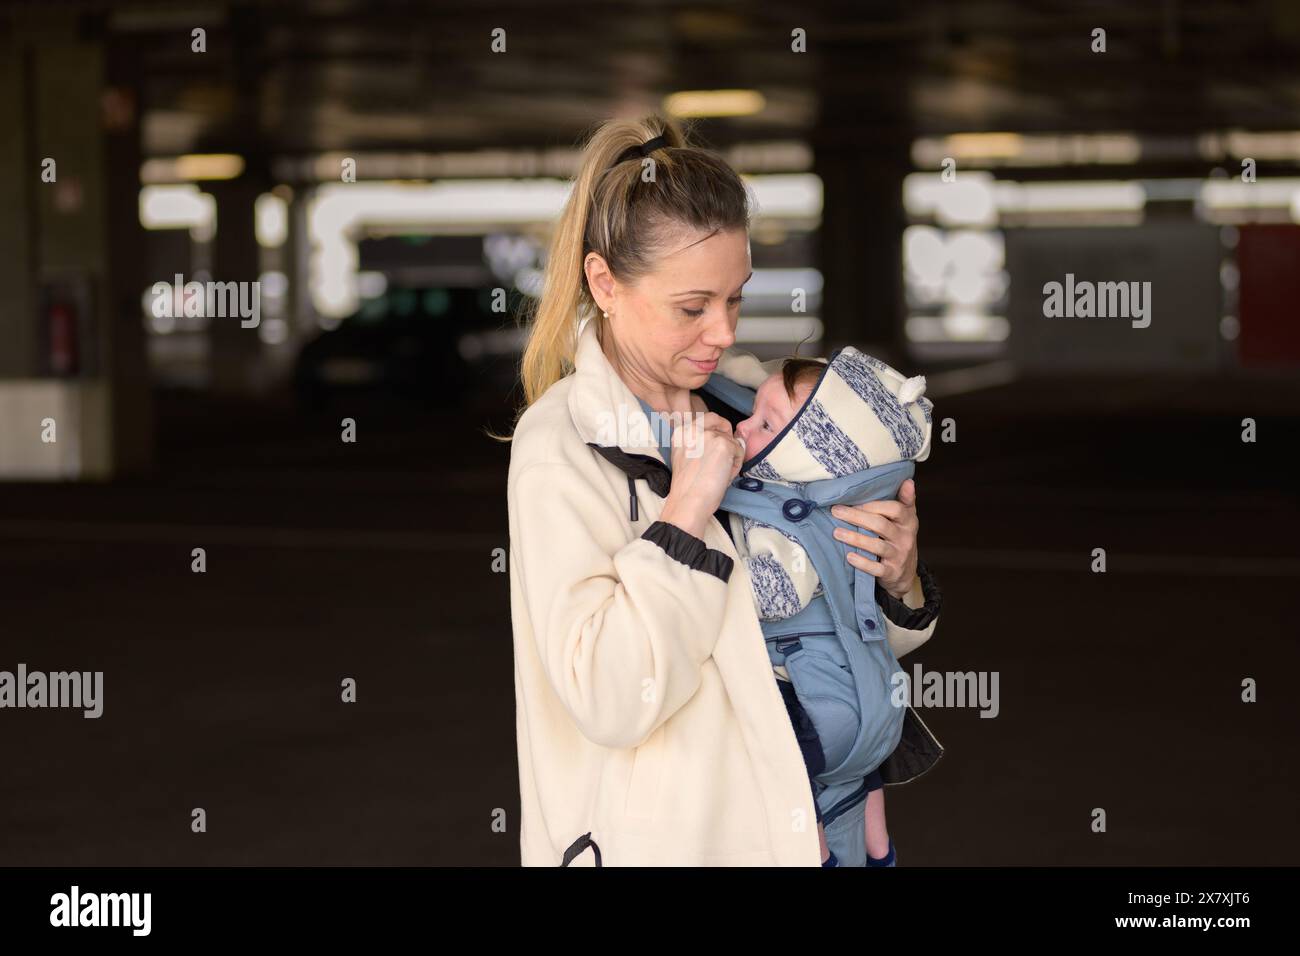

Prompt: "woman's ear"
[584,253,616,313]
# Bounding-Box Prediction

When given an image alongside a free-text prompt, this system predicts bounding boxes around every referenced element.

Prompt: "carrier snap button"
[782,499,810,521]
[738,477,764,492]
[863,619,877,631]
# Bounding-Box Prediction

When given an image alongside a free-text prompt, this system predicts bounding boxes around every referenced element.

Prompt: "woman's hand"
[830,478,920,601]
[659,411,744,540]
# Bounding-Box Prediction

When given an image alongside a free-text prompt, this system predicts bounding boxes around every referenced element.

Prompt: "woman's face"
[588,226,751,397]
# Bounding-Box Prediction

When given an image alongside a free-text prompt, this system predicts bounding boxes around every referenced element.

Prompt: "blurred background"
[1,0,1297,866]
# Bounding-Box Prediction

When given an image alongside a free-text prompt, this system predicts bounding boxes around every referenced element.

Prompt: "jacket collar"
[567,315,780,470]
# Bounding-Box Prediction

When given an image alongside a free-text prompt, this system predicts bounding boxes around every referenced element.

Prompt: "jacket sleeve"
[878,559,942,659]
[509,461,733,750]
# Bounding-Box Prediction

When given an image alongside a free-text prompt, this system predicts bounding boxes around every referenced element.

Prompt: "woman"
[505,115,941,866]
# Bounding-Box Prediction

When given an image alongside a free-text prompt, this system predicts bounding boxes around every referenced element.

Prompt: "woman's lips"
[688,358,719,372]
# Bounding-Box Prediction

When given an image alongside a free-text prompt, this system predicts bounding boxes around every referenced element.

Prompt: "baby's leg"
[863,787,890,859]
[818,821,830,863]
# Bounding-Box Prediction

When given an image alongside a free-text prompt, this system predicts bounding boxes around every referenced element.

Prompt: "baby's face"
[735,373,814,462]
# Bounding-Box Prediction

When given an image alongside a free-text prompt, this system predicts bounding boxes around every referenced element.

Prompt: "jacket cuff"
[641,521,734,582]
[876,558,941,631]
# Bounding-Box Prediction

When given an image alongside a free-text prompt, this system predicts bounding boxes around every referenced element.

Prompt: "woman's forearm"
[659,492,712,540]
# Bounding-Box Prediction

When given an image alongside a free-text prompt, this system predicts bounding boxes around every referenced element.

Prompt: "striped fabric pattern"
[745,347,933,485]
[739,515,815,621]
[747,554,804,621]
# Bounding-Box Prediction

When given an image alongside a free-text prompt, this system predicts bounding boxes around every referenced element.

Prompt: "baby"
[730,348,932,868]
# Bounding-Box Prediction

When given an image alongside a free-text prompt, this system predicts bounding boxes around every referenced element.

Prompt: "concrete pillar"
[811,61,914,365]
[288,188,317,339]
[0,15,153,479]
[0,35,38,379]
[102,25,154,475]
[206,173,266,393]
[203,1,269,395]
[812,139,913,364]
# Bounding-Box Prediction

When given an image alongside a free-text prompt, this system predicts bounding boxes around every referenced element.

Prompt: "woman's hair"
[511,113,753,420]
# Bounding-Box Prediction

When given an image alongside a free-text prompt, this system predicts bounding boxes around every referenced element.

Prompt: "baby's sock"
[866,839,895,867]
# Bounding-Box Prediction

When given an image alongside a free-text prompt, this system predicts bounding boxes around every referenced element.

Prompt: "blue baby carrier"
[694,373,924,849]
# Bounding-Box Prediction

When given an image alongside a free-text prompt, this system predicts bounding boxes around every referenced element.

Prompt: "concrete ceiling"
[10,0,1300,159]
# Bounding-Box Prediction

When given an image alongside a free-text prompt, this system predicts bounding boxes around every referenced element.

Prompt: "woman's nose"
[701,306,737,349]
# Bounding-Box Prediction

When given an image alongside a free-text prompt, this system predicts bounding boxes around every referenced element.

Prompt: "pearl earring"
[603,311,609,319]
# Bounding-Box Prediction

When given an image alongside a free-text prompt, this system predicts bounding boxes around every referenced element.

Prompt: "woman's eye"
[682,296,741,318]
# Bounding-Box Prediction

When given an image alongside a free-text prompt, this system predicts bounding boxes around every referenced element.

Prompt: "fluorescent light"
[746,173,821,217]
[912,132,1141,168]
[174,154,244,180]
[139,184,215,230]
[663,89,765,118]
[734,316,823,343]
[1223,130,1300,161]
[992,180,1147,213]
[255,193,288,247]
[944,133,1024,159]
[1200,178,1300,210]
[742,268,823,296]
[904,171,998,226]
[141,154,245,183]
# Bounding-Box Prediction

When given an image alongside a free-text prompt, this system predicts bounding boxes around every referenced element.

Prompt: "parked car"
[294,285,524,408]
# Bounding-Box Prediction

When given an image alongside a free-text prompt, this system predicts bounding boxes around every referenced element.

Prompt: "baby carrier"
[696,368,943,836]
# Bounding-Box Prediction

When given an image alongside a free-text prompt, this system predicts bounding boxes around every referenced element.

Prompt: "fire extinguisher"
[49,300,78,376]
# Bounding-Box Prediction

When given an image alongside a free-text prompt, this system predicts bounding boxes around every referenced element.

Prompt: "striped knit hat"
[743,348,933,483]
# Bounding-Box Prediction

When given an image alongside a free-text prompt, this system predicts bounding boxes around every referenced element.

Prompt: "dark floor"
[1,370,1297,865]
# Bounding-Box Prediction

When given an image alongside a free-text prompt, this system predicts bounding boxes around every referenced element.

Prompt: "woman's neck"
[598,322,697,415]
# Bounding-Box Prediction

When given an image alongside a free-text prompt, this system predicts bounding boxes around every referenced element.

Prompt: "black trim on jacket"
[641,520,734,582]
[587,439,736,549]
[875,558,942,631]
[587,444,672,498]
[560,832,602,867]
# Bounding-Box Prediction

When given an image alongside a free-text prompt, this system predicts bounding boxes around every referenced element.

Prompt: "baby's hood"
[742,347,933,484]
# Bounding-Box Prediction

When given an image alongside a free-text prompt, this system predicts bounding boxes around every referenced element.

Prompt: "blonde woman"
[504,115,941,866]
